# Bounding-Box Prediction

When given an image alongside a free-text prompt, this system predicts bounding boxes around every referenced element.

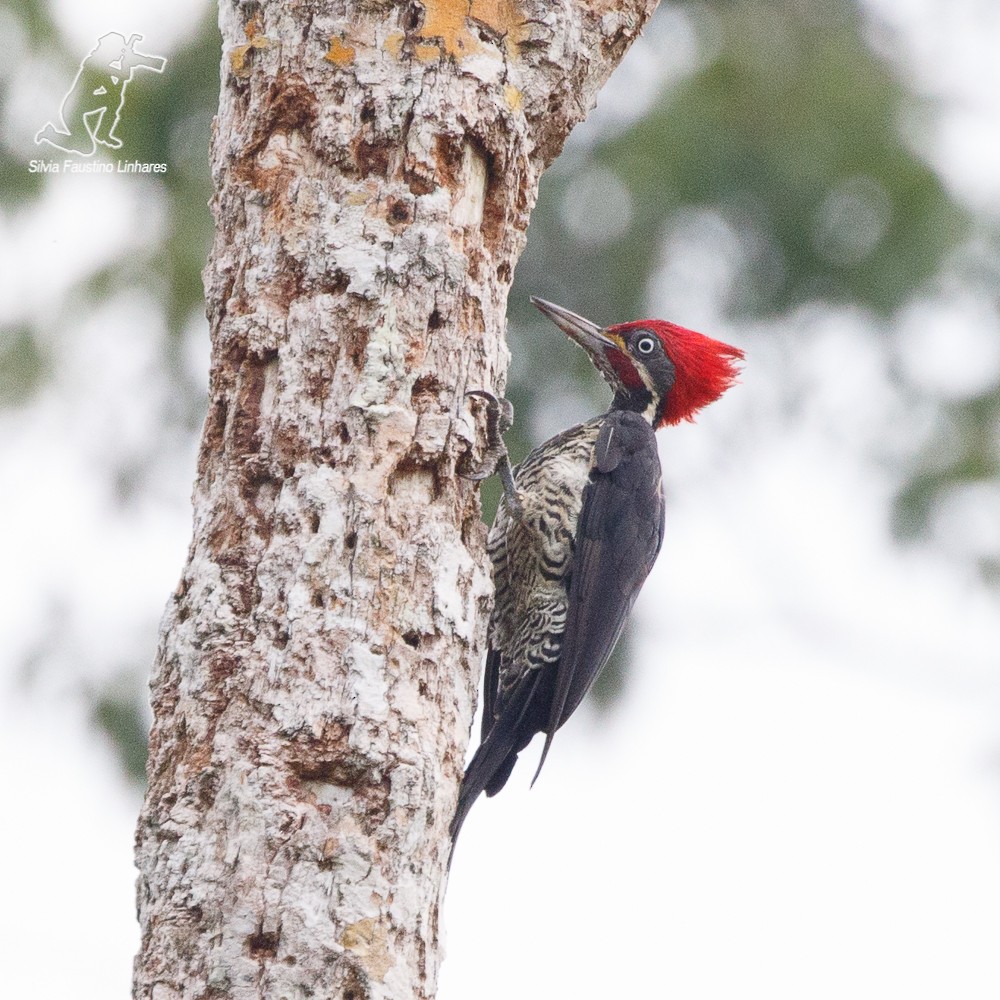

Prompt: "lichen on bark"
[133,2,660,997]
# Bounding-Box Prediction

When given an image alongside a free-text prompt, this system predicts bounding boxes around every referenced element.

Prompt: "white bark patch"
[348,641,390,720]
[349,301,409,411]
[452,143,488,229]
[333,237,383,299]
[434,545,481,643]
[259,354,280,424]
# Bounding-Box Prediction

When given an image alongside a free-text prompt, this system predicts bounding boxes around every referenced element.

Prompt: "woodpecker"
[451,298,743,842]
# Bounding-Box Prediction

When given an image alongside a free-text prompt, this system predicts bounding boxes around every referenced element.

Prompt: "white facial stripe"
[636,359,659,423]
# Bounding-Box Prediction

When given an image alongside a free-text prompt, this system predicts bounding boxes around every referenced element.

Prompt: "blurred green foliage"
[90,677,151,784]
[3,0,997,774]
[0,324,48,403]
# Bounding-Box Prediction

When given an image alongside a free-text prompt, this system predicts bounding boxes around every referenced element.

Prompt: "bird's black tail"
[449,670,544,845]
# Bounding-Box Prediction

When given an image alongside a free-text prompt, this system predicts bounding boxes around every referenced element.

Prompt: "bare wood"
[133,2,659,997]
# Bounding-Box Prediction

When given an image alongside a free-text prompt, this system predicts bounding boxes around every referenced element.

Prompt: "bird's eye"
[636,335,657,355]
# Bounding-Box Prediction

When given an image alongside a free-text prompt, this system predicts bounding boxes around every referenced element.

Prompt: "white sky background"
[1,2,999,998]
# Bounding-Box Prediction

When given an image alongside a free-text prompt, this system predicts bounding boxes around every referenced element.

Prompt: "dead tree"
[134,2,659,997]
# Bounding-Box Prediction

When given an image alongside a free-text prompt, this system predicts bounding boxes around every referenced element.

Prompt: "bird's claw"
[461,464,494,483]
[465,390,514,437]
[462,390,524,520]
[461,391,513,478]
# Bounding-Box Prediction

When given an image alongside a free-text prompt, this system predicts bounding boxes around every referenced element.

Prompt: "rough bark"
[133,2,659,998]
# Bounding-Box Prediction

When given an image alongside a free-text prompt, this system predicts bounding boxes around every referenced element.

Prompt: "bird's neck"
[611,385,660,425]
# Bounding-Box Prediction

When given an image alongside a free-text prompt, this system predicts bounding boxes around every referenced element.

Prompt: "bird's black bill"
[530,297,617,355]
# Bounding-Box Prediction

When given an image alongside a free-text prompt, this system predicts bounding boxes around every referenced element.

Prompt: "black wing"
[480,647,501,743]
[533,410,665,782]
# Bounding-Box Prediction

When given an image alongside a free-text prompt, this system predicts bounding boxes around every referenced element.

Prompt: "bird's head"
[531,297,744,428]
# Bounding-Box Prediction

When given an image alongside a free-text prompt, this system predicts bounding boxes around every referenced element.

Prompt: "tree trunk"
[133,2,658,997]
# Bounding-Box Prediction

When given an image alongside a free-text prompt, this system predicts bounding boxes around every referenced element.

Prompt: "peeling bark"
[133,1,659,997]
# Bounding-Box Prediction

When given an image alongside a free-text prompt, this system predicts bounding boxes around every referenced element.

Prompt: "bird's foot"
[461,390,524,519]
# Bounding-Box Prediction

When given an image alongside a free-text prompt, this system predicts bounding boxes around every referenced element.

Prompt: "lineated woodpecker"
[452,298,743,842]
